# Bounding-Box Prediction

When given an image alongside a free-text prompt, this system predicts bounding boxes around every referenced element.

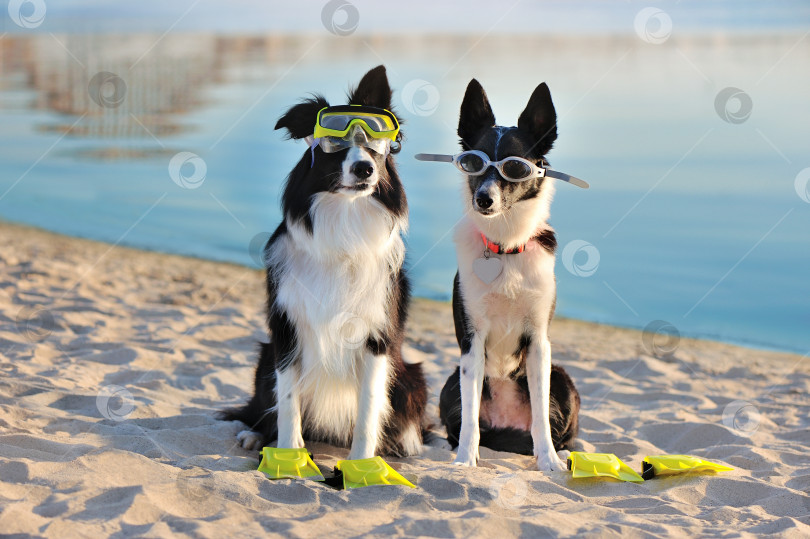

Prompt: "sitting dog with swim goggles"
[307,105,401,165]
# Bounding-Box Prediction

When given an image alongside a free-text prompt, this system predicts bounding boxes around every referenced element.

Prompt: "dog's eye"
[501,159,532,180]
[319,137,351,153]
[458,153,485,173]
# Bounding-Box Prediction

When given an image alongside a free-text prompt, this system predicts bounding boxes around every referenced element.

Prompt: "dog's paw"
[433,438,453,451]
[275,435,305,450]
[453,449,479,467]
[536,448,567,472]
[347,448,375,461]
[236,430,264,451]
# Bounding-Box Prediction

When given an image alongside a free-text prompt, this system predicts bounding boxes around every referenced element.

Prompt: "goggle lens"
[458,153,485,173]
[501,159,532,180]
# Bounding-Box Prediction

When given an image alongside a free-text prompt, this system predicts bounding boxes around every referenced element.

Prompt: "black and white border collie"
[221,66,427,459]
[439,80,580,471]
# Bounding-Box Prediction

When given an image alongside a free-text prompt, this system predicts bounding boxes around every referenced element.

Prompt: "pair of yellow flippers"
[257,447,416,489]
[567,452,733,482]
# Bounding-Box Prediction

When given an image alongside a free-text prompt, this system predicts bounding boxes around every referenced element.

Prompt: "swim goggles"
[415,150,589,189]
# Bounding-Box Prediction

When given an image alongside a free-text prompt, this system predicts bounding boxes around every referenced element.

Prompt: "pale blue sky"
[3,0,809,34]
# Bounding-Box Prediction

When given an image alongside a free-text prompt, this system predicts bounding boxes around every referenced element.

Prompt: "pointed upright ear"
[348,65,392,109]
[457,79,496,150]
[517,82,557,156]
[274,95,329,140]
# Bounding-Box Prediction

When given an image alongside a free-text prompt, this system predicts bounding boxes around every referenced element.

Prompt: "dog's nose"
[351,161,374,179]
[475,193,494,209]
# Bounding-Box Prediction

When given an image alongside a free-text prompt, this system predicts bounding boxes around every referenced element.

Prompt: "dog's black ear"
[458,79,496,150]
[348,65,392,109]
[517,82,557,156]
[274,95,330,140]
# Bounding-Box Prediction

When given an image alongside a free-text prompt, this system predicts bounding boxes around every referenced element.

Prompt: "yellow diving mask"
[315,105,400,140]
[310,105,401,159]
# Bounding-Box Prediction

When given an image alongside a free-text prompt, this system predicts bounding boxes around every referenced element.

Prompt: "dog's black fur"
[220,66,428,457]
[438,79,580,456]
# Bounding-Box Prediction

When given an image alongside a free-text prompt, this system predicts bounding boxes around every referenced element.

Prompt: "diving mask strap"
[306,136,319,167]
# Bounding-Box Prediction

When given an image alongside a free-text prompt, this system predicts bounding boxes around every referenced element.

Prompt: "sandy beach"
[1,220,808,538]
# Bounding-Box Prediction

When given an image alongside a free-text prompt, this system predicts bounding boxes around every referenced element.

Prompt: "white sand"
[1,221,809,538]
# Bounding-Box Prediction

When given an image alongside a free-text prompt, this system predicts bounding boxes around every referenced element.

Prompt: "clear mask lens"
[318,125,391,155]
[319,137,352,153]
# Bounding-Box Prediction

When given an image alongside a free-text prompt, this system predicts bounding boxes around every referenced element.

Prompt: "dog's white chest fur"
[455,218,556,379]
[267,193,404,440]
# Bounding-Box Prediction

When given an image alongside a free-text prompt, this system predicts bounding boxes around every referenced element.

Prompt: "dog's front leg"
[453,333,486,467]
[275,367,304,449]
[526,336,566,471]
[348,351,390,460]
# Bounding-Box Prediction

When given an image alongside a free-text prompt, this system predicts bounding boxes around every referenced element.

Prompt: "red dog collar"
[480,233,526,255]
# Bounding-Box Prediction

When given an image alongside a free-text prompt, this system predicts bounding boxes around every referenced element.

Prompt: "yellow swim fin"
[257,447,324,481]
[334,456,416,489]
[641,455,733,480]
[567,452,644,483]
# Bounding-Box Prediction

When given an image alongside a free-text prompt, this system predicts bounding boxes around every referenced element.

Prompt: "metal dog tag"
[473,254,503,284]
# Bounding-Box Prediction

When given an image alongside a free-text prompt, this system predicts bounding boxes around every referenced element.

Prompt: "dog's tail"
[217,401,278,442]
[217,342,279,442]
[216,405,248,424]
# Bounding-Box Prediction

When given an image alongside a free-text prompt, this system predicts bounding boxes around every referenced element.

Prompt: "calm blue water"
[1,11,809,354]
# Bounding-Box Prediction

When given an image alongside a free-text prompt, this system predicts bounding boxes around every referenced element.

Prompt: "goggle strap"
[545,169,589,189]
[415,153,453,163]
